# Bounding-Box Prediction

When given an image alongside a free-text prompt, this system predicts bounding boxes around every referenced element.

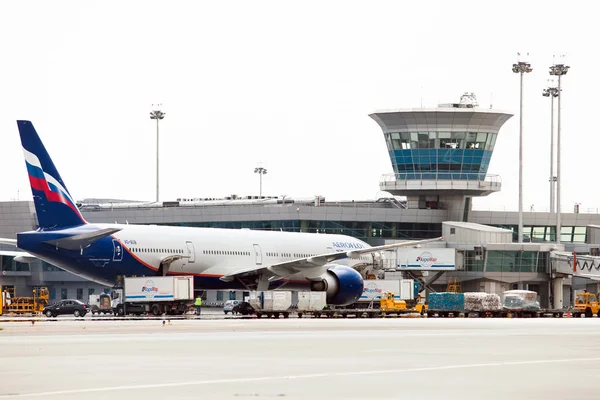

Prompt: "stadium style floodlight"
[542,82,560,215]
[150,104,166,203]
[512,57,533,243]
[549,60,569,244]
[254,166,267,198]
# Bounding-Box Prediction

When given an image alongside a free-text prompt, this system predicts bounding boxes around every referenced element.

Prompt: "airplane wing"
[0,237,38,263]
[220,236,444,283]
[0,249,38,263]
[0,238,17,246]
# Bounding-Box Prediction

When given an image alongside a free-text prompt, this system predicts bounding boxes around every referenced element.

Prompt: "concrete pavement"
[1,318,599,399]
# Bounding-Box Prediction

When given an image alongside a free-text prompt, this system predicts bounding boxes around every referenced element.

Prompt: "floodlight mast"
[254,166,267,198]
[549,60,569,244]
[512,58,533,243]
[542,83,559,214]
[150,105,166,203]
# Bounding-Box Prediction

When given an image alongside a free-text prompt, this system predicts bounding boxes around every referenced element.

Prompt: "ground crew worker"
[195,296,203,316]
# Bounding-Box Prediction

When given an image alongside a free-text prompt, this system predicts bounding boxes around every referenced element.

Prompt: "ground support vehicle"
[89,293,114,315]
[111,276,195,316]
[248,291,292,318]
[571,291,600,318]
[0,286,49,316]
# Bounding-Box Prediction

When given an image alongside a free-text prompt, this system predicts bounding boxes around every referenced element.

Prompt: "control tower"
[370,93,513,221]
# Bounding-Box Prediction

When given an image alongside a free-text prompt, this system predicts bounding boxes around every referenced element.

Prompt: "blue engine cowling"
[310,265,364,306]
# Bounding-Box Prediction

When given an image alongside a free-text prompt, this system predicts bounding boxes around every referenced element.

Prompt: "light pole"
[254,166,267,197]
[150,104,166,203]
[542,83,559,214]
[512,58,533,243]
[549,61,569,244]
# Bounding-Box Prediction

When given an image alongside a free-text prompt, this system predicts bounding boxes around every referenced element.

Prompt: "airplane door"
[186,241,195,263]
[112,240,123,262]
[253,244,262,265]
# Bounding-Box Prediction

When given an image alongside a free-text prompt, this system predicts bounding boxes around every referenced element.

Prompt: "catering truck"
[111,276,195,316]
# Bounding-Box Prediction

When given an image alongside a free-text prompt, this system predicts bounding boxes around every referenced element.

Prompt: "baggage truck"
[112,276,195,316]
[499,290,565,318]
[426,292,503,318]
[426,291,566,318]
[248,291,293,318]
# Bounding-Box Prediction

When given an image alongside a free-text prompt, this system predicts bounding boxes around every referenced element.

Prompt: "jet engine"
[310,265,364,306]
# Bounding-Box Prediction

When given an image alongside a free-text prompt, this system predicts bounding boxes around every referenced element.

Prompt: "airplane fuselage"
[17,223,374,290]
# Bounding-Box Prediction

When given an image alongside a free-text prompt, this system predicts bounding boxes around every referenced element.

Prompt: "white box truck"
[112,276,195,316]
[360,279,415,303]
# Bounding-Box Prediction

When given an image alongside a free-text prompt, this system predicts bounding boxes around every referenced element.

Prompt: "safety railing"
[380,172,502,185]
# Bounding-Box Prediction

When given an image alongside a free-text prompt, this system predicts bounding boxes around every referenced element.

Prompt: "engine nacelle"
[310,265,364,306]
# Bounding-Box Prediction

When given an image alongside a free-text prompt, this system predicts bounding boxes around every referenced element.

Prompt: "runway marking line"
[2,357,600,398]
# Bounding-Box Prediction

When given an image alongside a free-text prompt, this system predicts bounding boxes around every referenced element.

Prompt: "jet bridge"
[550,251,600,310]
[551,251,600,280]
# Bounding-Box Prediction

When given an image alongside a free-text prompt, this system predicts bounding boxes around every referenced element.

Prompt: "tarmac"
[1,317,600,399]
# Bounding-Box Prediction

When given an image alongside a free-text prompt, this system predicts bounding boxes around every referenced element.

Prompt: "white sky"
[0,1,595,213]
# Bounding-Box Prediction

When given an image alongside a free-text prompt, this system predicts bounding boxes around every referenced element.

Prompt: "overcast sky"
[0,1,595,213]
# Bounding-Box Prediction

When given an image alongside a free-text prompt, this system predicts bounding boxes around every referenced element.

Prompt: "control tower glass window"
[439,132,464,149]
[384,131,498,180]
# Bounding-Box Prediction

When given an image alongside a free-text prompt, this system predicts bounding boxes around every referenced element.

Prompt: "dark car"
[232,301,255,316]
[43,299,88,318]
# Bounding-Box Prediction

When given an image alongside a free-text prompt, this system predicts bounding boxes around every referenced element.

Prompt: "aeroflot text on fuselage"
[332,242,365,249]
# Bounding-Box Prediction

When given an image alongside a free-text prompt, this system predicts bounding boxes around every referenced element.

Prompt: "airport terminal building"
[2,94,600,309]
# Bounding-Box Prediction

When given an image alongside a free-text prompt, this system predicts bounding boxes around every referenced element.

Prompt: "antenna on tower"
[490,92,493,109]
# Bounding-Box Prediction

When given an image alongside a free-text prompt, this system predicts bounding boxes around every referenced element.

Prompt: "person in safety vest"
[195,296,203,316]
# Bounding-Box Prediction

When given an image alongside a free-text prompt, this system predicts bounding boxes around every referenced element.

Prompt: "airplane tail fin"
[16,120,87,230]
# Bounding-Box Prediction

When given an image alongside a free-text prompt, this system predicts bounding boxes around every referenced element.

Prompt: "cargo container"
[426,292,503,317]
[297,292,327,317]
[427,291,566,318]
[111,276,195,316]
[248,291,292,318]
[499,290,565,318]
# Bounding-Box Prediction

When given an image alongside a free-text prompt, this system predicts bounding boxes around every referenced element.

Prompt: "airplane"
[0,120,444,305]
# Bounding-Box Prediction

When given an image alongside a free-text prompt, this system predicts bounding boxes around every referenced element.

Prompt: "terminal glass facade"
[159,221,442,240]
[159,221,587,244]
[485,251,548,273]
[0,255,31,272]
[384,131,497,180]
[494,225,587,244]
